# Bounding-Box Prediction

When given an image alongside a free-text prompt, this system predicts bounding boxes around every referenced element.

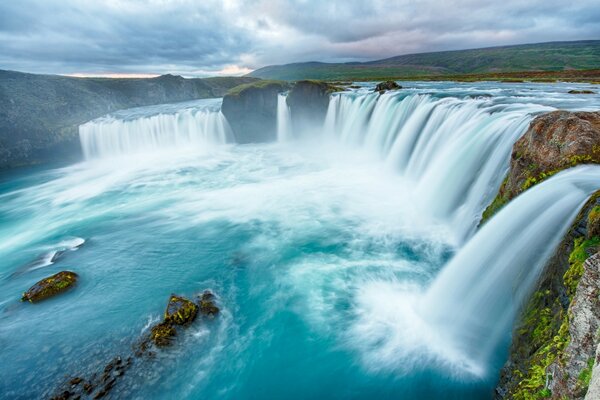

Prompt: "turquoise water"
[1,81,599,399]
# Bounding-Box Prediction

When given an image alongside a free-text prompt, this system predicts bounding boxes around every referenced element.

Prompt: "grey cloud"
[0,0,598,76]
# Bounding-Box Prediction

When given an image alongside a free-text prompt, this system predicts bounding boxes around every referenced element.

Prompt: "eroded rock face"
[286,80,342,134]
[482,111,600,221]
[374,80,401,93]
[221,80,290,143]
[21,271,78,302]
[549,253,600,398]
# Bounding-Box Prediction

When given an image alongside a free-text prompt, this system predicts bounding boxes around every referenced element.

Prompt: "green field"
[249,40,600,81]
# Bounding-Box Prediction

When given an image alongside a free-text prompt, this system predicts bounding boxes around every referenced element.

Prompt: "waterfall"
[315,92,553,241]
[277,93,292,142]
[420,165,600,374]
[79,100,232,159]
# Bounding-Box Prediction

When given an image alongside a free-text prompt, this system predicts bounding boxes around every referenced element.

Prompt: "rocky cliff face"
[285,80,342,134]
[483,111,600,222]
[0,70,257,169]
[492,111,600,399]
[221,80,290,143]
[221,80,341,142]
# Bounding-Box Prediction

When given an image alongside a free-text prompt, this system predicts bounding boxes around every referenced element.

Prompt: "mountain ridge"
[249,40,600,80]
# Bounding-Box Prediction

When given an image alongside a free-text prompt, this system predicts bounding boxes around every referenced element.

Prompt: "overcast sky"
[0,0,598,77]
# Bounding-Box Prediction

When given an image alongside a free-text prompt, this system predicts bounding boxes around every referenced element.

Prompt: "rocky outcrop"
[549,253,600,398]
[482,111,600,222]
[221,80,290,143]
[50,290,220,399]
[21,271,78,302]
[374,80,401,93]
[0,69,258,169]
[286,80,342,134]
[492,110,600,399]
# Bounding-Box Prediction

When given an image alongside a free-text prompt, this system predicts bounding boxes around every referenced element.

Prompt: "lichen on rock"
[21,270,78,303]
[482,111,600,224]
[164,294,199,325]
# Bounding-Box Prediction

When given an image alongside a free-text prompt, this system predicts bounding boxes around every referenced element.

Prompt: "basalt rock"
[21,271,78,302]
[286,80,343,134]
[374,80,401,94]
[164,294,199,325]
[150,322,177,347]
[198,290,220,316]
[221,80,291,143]
[50,291,218,399]
[482,111,600,222]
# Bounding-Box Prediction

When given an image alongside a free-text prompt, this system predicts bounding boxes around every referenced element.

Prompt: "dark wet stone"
[21,271,78,303]
[164,294,198,325]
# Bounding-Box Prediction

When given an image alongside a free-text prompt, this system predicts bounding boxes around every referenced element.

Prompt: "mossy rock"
[150,322,176,347]
[164,294,198,325]
[21,270,78,303]
[198,291,220,316]
[374,80,401,93]
[588,206,600,239]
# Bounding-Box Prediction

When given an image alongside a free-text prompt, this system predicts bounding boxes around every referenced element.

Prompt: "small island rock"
[21,271,78,303]
[374,80,401,93]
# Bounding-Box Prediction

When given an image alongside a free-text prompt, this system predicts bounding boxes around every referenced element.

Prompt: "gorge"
[0,77,599,399]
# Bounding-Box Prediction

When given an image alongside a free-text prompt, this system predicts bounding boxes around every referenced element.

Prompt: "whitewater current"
[0,81,599,399]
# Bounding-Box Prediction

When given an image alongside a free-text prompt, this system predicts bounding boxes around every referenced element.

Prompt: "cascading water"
[3,81,600,399]
[281,90,554,241]
[420,165,600,375]
[79,99,232,159]
[277,93,292,142]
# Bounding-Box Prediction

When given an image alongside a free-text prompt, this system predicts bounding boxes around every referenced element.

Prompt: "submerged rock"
[198,290,220,316]
[150,322,177,347]
[164,294,199,325]
[21,271,78,303]
[374,80,401,93]
[568,90,596,94]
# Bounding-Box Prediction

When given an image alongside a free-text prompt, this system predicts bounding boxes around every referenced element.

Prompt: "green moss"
[226,80,289,97]
[564,236,600,298]
[577,357,595,393]
[164,295,199,325]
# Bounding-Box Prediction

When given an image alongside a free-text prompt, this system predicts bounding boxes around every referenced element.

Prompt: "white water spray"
[79,100,232,159]
[420,165,600,374]
[300,92,553,240]
[277,93,292,142]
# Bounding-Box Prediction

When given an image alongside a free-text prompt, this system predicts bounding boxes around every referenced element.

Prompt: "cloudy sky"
[0,0,598,77]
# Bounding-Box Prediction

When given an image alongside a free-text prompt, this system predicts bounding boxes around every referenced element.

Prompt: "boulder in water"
[198,290,220,316]
[374,80,401,93]
[21,271,78,303]
[150,322,177,347]
[568,89,595,94]
[164,294,199,325]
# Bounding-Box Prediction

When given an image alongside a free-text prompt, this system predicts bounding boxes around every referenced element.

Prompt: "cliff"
[0,70,258,169]
[221,80,291,143]
[491,111,600,399]
[221,80,341,142]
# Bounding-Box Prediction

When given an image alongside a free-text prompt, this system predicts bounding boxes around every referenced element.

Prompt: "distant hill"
[0,70,257,169]
[249,40,600,80]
